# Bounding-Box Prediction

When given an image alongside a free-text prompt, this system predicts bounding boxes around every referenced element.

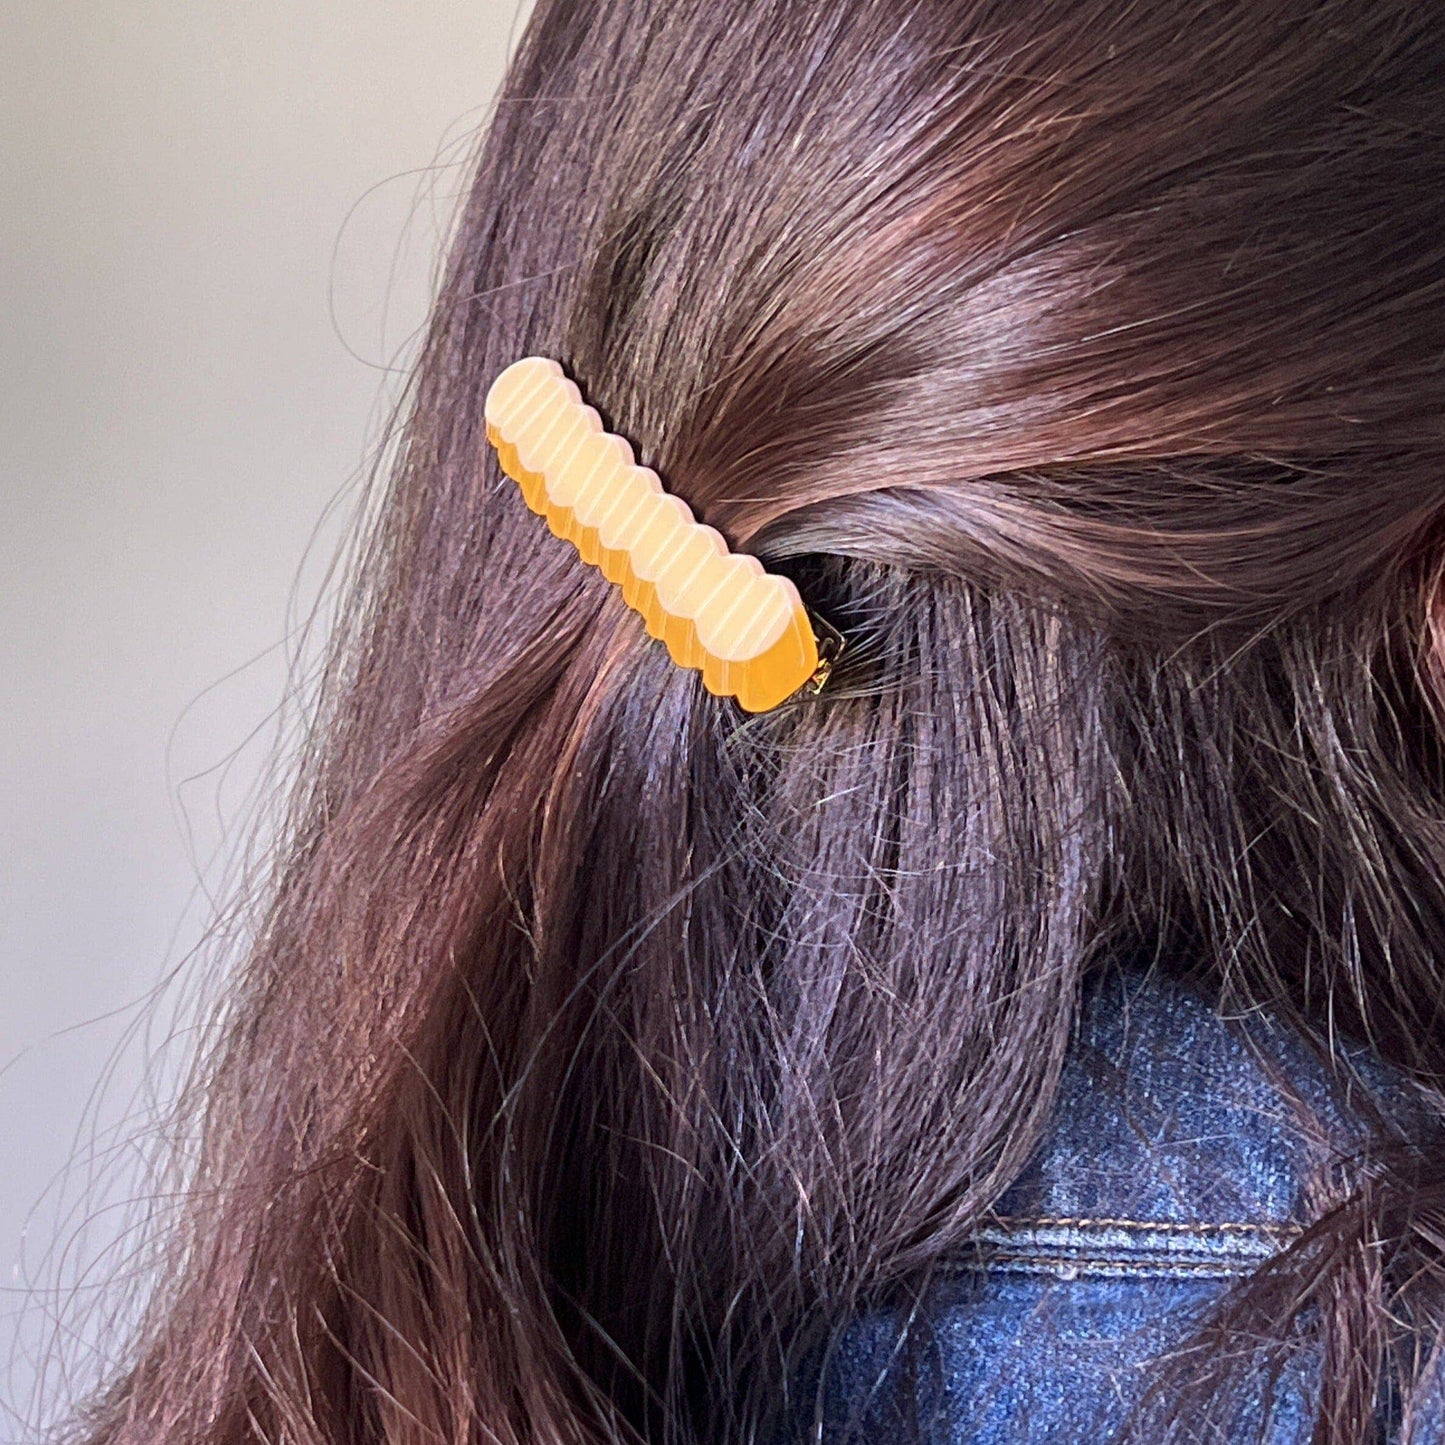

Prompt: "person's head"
[76,2,1445,1441]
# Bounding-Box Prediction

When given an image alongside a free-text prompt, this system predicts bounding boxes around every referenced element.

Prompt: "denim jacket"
[799,962,1443,1443]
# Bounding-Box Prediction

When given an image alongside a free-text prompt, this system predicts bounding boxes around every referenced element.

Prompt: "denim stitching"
[964,1251,1275,1279]
[954,1213,1303,1281]
[990,1213,1303,1237]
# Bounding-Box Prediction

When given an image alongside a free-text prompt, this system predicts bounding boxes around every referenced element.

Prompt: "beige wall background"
[1,4,529,1432]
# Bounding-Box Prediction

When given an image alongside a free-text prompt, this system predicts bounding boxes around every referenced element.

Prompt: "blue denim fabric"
[794,963,1441,1443]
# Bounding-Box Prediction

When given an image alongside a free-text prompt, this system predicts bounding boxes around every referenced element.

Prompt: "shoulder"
[799,961,1438,1444]
[991,958,1415,1244]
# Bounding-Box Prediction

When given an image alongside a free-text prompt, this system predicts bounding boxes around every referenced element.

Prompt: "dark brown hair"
[69,1,1445,1440]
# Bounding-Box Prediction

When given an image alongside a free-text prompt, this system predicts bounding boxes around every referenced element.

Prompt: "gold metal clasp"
[806,611,846,695]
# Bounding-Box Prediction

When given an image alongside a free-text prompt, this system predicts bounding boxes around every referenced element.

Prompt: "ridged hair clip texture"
[484,357,841,713]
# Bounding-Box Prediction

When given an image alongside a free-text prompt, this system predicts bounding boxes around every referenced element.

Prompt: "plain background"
[2,4,530,1432]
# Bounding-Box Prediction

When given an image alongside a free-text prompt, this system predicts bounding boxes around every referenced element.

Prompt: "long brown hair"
[70,1,1445,1440]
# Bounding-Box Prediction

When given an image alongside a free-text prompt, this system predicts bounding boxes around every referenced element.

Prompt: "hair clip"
[484,357,842,713]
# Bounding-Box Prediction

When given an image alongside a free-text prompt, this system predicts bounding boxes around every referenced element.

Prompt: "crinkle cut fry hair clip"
[483,357,844,713]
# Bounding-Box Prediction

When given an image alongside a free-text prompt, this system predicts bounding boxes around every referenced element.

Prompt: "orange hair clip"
[484,357,841,713]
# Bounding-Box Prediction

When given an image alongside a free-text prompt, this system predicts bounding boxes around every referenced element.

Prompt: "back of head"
[77,3,1445,1443]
